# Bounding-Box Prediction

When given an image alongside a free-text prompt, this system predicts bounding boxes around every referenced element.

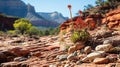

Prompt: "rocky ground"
[0,27,120,67]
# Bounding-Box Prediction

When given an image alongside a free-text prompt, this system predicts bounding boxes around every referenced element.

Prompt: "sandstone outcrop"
[102,8,120,30]
[60,13,103,33]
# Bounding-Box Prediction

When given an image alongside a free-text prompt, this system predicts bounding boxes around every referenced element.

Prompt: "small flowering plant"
[70,10,89,43]
[70,29,90,43]
[78,10,83,15]
[67,4,71,9]
[74,10,88,31]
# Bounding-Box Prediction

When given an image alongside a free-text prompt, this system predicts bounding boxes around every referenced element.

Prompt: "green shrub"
[39,30,44,36]
[45,27,60,35]
[70,30,90,43]
[43,30,50,35]
[13,18,32,34]
[27,26,40,36]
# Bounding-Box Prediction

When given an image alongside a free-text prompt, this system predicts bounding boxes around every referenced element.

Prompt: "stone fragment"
[103,40,112,44]
[84,46,92,54]
[57,54,68,61]
[64,64,70,67]
[78,54,86,60]
[68,46,76,54]
[14,57,27,62]
[30,51,41,57]
[68,42,84,54]
[67,53,76,61]
[49,64,57,67]
[76,60,83,65]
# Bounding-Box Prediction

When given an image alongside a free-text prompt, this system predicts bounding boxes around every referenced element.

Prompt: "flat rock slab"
[75,63,120,67]
[75,63,106,67]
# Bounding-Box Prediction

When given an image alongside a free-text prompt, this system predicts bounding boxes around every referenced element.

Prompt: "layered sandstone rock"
[85,13,103,29]
[102,8,120,30]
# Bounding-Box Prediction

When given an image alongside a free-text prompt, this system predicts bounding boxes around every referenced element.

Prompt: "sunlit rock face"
[0,0,27,17]
[102,8,120,30]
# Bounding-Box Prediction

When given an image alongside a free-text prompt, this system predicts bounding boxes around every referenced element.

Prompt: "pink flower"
[68,4,71,9]
[78,10,83,14]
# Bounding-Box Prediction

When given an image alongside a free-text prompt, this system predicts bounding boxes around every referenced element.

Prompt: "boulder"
[82,51,106,62]
[93,58,109,64]
[95,44,113,52]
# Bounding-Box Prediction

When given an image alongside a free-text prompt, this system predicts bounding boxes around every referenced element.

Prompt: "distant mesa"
[38,11,68,24]
[0,0,67,28]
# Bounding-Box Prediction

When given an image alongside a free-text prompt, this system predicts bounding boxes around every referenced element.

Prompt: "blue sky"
[22,0,96,17]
